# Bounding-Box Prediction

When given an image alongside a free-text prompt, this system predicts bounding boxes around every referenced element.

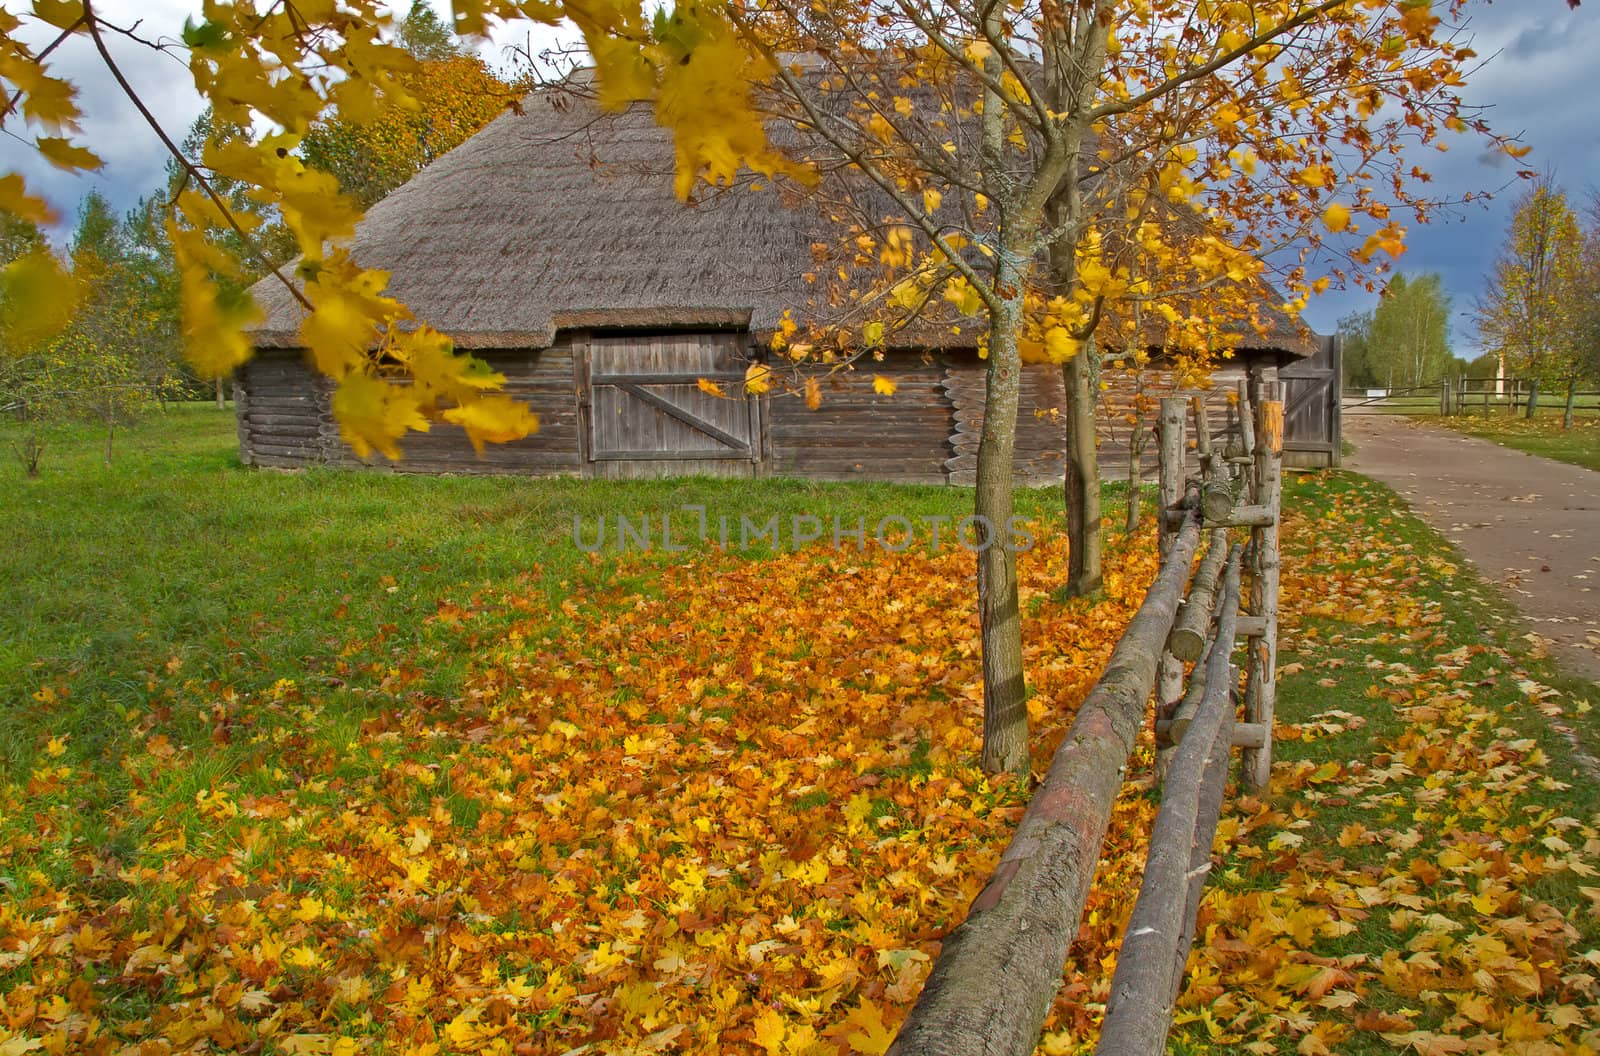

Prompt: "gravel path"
[1344,414,1600,684]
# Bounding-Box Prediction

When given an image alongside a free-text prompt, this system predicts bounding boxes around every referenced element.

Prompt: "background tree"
[1474,175,1585,388]
[20,192,191,464]
[1337,310,1378,390]
[301,5,526,208]
[1576,192,1600,386]
[1368,272,1454,389]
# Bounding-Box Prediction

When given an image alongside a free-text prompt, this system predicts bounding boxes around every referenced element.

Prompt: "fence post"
[1241,371,1282,792]
[1439,377,1449,416]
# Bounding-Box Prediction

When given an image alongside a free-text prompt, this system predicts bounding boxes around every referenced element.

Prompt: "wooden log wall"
[235,341,1304,486]
[944,362,1068,487]
[765,357,951,484]
[236,345,585,475]
[235,352,333,469]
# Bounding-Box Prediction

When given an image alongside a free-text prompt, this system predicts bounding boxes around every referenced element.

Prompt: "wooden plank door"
[1280,335,1341,468]
[586,332,760,478]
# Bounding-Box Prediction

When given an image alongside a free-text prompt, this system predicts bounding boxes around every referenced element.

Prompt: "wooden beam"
[1242,378,1284,791]
[1097,551,1243,1056]
[1168,529,1230,663]
[1155,720,1266,750]
[1162,504,1274,529]
[615,383,754,453]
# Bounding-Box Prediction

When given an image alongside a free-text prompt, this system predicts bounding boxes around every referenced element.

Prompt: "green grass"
[0,405,1098,782]
[1432,413,1600,472]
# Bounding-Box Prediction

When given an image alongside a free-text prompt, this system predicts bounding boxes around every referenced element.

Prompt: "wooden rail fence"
[889,362,1285,1056]
[1345,377,1600,423]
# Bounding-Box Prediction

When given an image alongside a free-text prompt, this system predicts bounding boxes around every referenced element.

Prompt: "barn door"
[1280,335,1342,468]
[584,332,759,477]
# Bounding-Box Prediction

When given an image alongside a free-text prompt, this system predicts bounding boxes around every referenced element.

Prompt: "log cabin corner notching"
[237,81,1341,482]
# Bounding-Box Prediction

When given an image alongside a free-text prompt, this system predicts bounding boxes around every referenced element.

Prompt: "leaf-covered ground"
[1177,473,1600,1056]
[3,413,1599,1056]
[3,504,1166,1055]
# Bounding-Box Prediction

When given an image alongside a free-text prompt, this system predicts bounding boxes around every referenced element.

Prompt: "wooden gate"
[580,332,760,479]
[1280,334,1342,469]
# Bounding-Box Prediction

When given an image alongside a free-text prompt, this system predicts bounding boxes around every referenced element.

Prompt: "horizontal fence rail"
[1343,377,1600,421]
[891,366,1286,1056]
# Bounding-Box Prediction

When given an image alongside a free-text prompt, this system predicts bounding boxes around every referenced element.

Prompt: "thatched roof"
[250,76,1319,359]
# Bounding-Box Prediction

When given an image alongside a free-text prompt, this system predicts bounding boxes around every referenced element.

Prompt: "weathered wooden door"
[1281,335,1342,469]
[583,332,760,478]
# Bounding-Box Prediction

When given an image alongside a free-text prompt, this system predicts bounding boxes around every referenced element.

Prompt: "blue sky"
[7,1,1596,358]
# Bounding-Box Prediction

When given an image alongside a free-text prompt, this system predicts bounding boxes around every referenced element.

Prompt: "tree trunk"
[976,292,1029,777]
[1062,344,1103,596]
[1124,414,1141,534]
[1525,377,1540,419]
[1564,376,1577,430]
[215,375,226,409]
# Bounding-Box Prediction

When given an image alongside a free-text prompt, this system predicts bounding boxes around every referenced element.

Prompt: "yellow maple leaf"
[872,375,897,396]
[843,999,895,1055]
[745,363,773,395]
[804,376,822,410]
[1323,203,1352,233]
[752,1007,786,1055]
[34,136,101,171]
[697,377,727,398]
[0,173,57,225]
[331,374,430,461]
[442,395,539,453]
[0,247,76,350]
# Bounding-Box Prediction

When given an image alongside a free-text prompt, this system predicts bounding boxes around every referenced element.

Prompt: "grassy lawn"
[1435,413,1600,472]
[2,407,1599,1054]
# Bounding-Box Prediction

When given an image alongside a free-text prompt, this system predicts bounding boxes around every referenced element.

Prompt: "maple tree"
[300,4,527,209]
[1474,175,1586,390]
[719,0,1513,771]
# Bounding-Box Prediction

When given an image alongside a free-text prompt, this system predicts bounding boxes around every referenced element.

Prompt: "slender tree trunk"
[976,290,1029,777]
[1042,12,1109,600]
[1564,376,1577,429]
[1062,341,1103,595]
[215,375,225,409]
[1124,415,1142,534]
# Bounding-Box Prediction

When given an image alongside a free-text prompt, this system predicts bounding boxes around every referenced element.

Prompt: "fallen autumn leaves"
[2,474,1598,1055]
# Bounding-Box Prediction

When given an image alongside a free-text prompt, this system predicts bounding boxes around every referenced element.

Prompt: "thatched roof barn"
[239,78,1340,481]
